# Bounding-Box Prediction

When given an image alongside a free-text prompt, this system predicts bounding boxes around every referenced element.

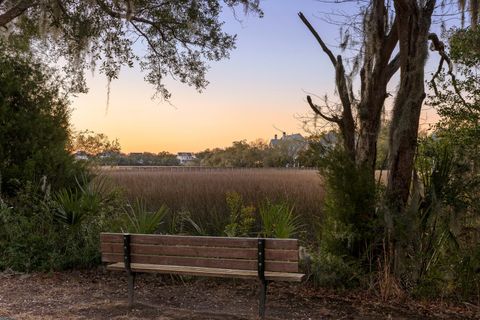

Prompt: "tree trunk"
[387,0,435,212]
[387,0,435,276]
[356,1,399,175]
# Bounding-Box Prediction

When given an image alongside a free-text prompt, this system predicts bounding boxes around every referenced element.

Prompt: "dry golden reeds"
[101,167,325,238]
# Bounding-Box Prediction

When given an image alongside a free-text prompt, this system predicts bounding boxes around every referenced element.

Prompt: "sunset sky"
[71,0,442,154]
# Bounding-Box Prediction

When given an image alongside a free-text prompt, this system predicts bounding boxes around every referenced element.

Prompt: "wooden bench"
[100,232,305,319]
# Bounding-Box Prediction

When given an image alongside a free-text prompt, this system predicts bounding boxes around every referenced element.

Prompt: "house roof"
[269,133,306,146]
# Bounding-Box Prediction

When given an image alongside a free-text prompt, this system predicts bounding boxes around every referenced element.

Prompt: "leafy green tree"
[0,43,84,196]
[0,0,262,98]
[73,130,121,156]
[428,27,480,167]
[296,131,337,168]
[199,140,268,167]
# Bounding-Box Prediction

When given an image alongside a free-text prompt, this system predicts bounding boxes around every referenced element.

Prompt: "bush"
[0,42,127,272]
[310,251,362,288]
[0,42,86,197]
[0,178,122,271]
[406,137,480,301]
[312,147,381,287]
[224,192,256,237]
[116,198,168,234]
[259,200,301,238]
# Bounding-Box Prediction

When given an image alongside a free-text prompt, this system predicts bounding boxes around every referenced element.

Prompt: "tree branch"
[385,52,400,82]
[383,16,398,62]
[307,95,341,123]
[0,0,36,27]
[130,21,160,57]
[428,32,470,111]
[298,11,337,67]
[95,0,168,42]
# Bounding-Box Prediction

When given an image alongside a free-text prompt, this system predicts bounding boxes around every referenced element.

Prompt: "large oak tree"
[0,0,262,98]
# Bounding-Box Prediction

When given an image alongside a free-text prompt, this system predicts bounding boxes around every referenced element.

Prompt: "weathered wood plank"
[106,262,305,282]
[101,253,298,273]
[100,243,298,262]
[100,233,298,250]
[101,242,257,259]
[266,250,298,262]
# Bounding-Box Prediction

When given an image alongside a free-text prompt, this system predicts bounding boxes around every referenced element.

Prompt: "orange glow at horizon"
[71,68,310,154]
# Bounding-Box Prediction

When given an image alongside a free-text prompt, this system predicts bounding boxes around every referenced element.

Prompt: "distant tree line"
[196,134,338,168]
[73,130,343,168]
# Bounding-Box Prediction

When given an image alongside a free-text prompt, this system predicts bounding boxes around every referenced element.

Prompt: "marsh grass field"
[101,167,325,239]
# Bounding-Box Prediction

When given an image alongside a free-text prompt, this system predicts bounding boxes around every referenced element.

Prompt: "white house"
[269,132,308,167]
[73,151,89,161]
[176,152,196,165]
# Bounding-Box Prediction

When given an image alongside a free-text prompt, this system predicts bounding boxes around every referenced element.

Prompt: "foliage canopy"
[0,0,262,98]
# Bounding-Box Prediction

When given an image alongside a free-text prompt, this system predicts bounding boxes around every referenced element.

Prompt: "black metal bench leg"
[259,279,268,319]
[127,272,136,307]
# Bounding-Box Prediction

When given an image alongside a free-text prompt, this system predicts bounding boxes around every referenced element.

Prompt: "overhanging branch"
[0,0,37,27]
[428,32,470,111]
[298,12,337,67]
[130,21,161,57]
[307,95,341,123]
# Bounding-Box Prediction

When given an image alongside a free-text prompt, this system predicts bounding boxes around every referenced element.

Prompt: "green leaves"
[1,0,263,99]
[259,200,301,239]
[54,189,88,227]
[0,42,86,197]
[224,192,255,237]
[120,198,168,234]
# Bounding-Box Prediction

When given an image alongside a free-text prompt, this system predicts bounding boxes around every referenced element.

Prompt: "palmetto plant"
[167,209,207,236]
[54,189,87,227]
[53,173,105,228]
[121,199,167,234]
[410,139,469,282]
[259,200,302,238]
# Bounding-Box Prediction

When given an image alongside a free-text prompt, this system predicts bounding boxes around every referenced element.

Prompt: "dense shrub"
[312,147,381,287]
[406,137,480,301]
[0,43,86,197]
[224,192,256,237]
[0,178,123,271]
[0,44,123,272]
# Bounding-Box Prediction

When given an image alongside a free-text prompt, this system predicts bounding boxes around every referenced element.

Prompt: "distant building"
[73,151,89,161]
[318,131,338,147]
[269,132,308,167]
[98,151,120,159]
[177,152,196,165]
[270,132,306,147]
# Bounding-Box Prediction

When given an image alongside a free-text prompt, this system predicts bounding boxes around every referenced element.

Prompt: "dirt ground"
[0,269,478,320]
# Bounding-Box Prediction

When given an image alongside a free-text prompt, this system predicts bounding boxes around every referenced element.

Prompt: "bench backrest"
[100,233,299,273]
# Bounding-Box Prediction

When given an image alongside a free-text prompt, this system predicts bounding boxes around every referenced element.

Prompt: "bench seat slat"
[100,242,298,262]
[106,262,305,282]
[102,253,299,273]
[100,233,298,250]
